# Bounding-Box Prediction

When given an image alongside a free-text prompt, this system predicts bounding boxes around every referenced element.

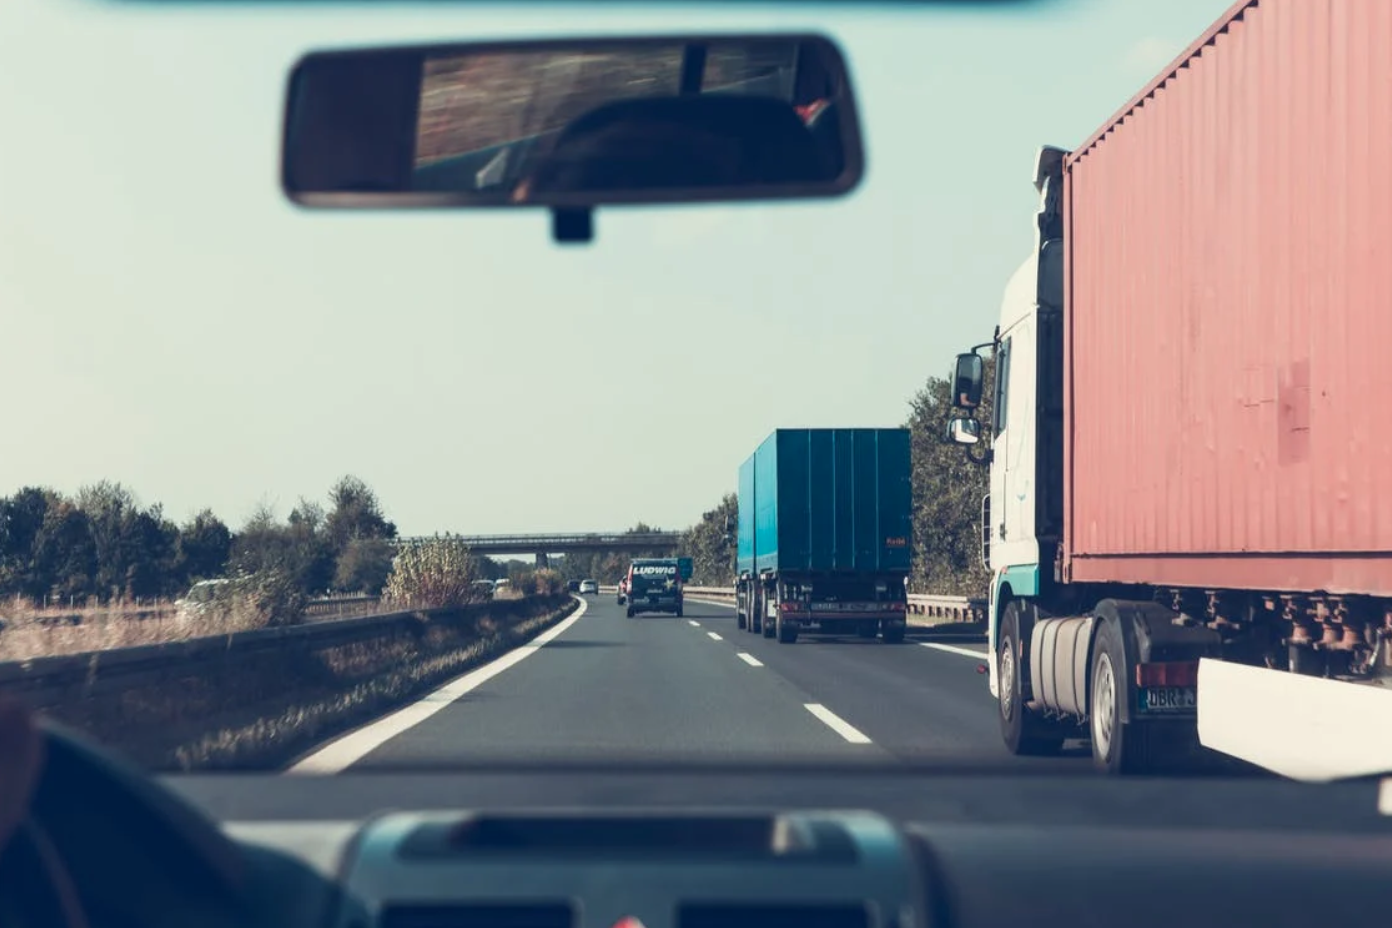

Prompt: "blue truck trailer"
[735,428,912,644]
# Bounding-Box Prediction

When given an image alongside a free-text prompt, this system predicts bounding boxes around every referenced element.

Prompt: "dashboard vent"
[396,813,856,863]
[678,903,872,928]
[378,903,575,928]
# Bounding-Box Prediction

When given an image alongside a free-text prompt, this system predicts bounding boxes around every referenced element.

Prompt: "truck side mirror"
[952,352,985,409]
[946,415,982,446]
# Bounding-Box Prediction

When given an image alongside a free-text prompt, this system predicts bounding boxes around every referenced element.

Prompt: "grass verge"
[25,594,577,772]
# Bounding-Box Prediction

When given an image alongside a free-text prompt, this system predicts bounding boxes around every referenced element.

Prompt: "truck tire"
[1090,620,1153,775]
[998,601,1064,756]
[881,622,906,644]
[626,606,635,619]
[738,612,747,630]
[777,614,799,644]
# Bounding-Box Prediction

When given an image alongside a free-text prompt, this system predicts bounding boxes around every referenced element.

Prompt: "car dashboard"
[185,769,1392,928]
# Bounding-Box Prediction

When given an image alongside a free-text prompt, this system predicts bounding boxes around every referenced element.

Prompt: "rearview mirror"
[282,34,864,241]
[946,416,982,446]
[951,353,985,409]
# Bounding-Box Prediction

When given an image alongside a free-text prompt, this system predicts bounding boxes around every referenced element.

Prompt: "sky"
[0,0,1230,537]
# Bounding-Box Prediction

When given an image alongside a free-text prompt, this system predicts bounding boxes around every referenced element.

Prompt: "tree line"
[0,475,398,605]
[1,358,995,608]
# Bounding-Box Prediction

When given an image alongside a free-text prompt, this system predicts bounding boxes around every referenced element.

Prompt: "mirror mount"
[553,207,594,244]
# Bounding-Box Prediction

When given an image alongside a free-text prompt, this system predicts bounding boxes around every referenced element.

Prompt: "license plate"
[1137,686,1197,713]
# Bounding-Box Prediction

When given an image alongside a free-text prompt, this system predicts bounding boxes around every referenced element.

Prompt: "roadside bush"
[533,568,565,595]
[185,570,306,629]
[381,536,481,609]
[509,569,539,596]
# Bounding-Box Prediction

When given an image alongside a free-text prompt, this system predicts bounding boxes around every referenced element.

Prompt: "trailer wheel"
[1090,620,1152,774]
[998,601,1064,756]
[738,611,747,630]
[777,614,799,644]
[626,606,635,619]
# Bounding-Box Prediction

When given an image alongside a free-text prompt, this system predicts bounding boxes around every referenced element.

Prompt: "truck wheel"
[998,601,1064,756]
[1090,620,1152,775]
[777,615,799,644]
[626,606,635,619]
[881,622,906,644]
[738,612,747,630]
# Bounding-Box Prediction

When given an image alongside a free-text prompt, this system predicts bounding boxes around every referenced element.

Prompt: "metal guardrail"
[0,594,569,710]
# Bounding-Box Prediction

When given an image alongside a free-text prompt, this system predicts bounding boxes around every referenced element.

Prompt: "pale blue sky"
[0,0,1227,536]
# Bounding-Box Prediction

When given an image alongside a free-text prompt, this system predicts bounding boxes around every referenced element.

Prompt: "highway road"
[292,594,1092,773]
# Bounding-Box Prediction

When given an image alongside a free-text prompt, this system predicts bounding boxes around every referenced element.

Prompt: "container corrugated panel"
[749,428,912,574]
[1063,0,1392,595]
[737,453,757,575]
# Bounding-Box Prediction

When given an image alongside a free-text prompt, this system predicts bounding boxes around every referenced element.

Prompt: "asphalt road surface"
[299,594,1092,772]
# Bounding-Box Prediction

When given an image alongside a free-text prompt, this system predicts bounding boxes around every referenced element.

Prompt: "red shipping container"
[1061,0,1392,596]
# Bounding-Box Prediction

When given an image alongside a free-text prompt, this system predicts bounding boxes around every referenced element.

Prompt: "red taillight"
[1135,661,1198,687]
[887,602,906,612]
[780,601,799,611]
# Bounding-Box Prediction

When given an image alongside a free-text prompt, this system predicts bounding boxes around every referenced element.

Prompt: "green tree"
[676,494,737,586]
[175,509,233,585]
[905,352,997,596]
[325,475,397,554]
[333,537,395,594]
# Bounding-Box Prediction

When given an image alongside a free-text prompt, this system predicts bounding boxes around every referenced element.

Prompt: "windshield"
[3,0,1346,783]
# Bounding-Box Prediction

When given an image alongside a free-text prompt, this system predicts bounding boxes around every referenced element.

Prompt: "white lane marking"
[686,597,736,609]
[286,597,589,775]
[804,703,872,744]
[707,632,723,641]
[737,652,763,667]
[688,620,701,627]
[921,641,989,660]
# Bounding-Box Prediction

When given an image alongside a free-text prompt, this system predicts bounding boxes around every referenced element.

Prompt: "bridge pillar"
[535,552,549,568]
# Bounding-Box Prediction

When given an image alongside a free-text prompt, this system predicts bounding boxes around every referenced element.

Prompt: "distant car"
[472,579,496,600]
[579,579,599,594]
[567,580,581,592]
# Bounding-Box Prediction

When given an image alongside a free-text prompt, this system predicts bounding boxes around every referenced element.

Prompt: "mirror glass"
[946,416,982,446]
[951,353,985,409]
[283,35,862,208]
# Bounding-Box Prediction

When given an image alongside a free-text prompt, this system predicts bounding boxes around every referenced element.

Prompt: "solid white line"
[804,703,872,744]
[707,632,723,641]
[737,652,763,667]
[688,620,701,627]
[286,596,589,775]
[921,641,990,660]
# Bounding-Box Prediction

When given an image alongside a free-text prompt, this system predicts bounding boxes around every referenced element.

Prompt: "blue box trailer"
[735,428,912,644]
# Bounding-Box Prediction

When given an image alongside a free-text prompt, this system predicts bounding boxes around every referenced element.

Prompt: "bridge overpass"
[394,532,680,566]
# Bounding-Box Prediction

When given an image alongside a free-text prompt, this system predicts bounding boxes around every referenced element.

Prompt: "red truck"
[946,0,1392,777]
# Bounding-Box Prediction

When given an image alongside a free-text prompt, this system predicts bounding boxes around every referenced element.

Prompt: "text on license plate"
[1138,686,1197,713]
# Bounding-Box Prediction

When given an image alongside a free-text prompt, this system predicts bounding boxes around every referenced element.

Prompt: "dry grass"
[0,594,387,661]
[23,595,577,771]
